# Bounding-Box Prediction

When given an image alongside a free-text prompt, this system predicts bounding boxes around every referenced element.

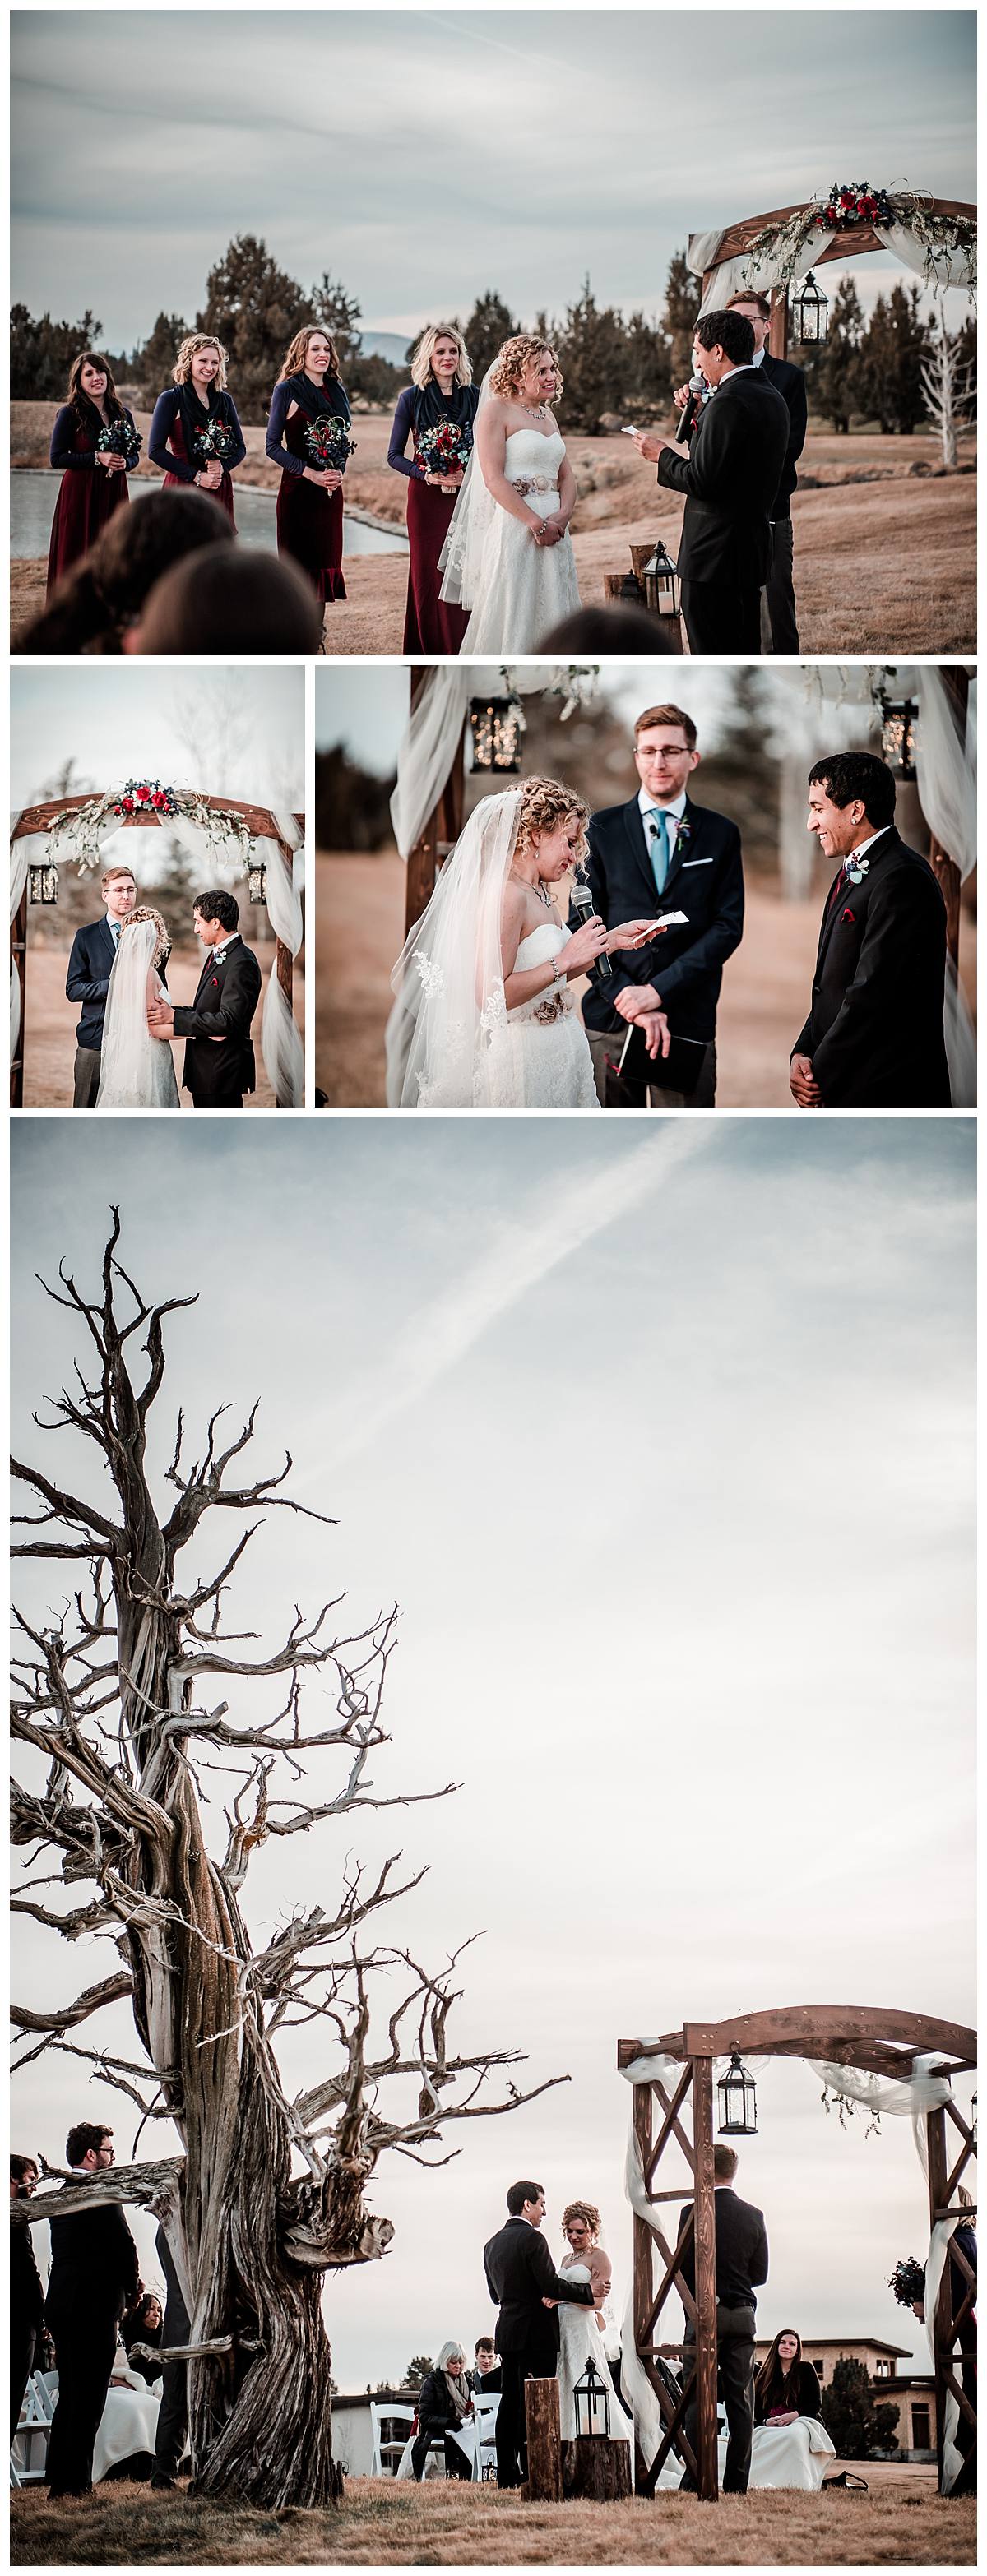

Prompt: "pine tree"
[661,250,701,383]
[859,283,929,433]
[555,276,631,431]
[815,276,865,432]
[130,312,188,405]
[625,309,672,413]
[820,2356,893,2458]
[310,273,362,372]
[196,235,308,412]
[10,304,104,402]
[461,291,519,382]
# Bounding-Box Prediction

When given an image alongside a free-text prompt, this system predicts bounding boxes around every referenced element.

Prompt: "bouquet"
[304,414,355,473]
[193,415,238,466]
[415,419,473,479]
[96,419,142,470]
[817,182,893,232]
[112,779,179,818]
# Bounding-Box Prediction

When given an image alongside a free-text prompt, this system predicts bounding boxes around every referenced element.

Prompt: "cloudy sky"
[11,667,305,812]
[10,1116,975,2388]
[12,9,975,347]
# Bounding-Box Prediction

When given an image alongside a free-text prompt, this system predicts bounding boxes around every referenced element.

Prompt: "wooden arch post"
[9,793,304,1108]
[403,673,467,939]
[619,2007,976,2503]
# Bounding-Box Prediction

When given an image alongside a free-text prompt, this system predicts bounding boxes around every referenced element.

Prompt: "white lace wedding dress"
[484,921,599,1108]
[96,919,180,1108]
[460,429,581,653]
[556,2264,631,2447]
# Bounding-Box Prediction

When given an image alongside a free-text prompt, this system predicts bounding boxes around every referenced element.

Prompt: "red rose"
[121,798,134,814]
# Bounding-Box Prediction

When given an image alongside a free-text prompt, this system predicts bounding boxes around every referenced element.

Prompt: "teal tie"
[648,809,670,897]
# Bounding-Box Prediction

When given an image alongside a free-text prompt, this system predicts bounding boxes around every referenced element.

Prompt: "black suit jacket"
[656,368,790,588]
[677,2187,769,2314]
[793,827,951,1106]
[483,2218,594,2357]
[470,2363,502,2395]
[758,352,808,518]
[12,2222,47,2337]
[66,918,118,1049]
[171,934,262,1104]
[45,2198,141,2333]
[574,793,744,1042]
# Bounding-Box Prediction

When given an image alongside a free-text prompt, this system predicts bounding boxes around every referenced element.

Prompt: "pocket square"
[841,906,856,924]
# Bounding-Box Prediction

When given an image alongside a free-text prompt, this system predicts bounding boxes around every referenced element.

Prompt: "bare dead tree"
[920,299,976,469]
[11,1214,565,2506]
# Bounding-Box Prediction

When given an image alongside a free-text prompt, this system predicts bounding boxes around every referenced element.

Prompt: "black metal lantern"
[469,696,523,773]
[791,271,829,345]
[877,689,919,780]
[28,861,58,904]
[717,2052,758,2135]
[248,858,268,905]
[572,2353,611,2441]
[642,542,681,622]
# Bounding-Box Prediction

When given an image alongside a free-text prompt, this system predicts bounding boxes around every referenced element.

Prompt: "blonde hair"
[100,864,136,892]
[562,2200,601,2238]
[173,334,229,391]
[515,775,588,865]
[277,325,341,386]
[122,904,169,969]
[410,323,472,391]
[489,335,563,402]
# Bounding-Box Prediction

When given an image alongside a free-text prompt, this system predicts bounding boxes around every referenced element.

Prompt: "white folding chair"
[472,2393,499,2481]
[11,2372,57,2486]
[369,2399,446,2478]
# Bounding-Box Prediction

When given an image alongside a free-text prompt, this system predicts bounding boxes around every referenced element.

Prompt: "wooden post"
[691,2054,719,2503]
[563,2436,632,2500]
[403,673,466,937]
[926,2105,951,2493]
[632,2076,654,2493]
[524,2377,563,2502]
[10,882,27,1109]
[768,286,789,360]
[925,668,970,974]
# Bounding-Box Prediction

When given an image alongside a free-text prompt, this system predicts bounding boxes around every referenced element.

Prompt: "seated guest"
[410,2342,475,2481]
[20,488,231,654]
[44,2121,141,2499]
[11,2154,46,2440]
[754,2329,822,2426]
[130,542,323,654]
[121,2291,164,2385]
[470,2334,502,2396]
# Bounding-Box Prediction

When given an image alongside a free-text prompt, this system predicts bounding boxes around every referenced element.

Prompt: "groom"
[633,308,790,654]
[66,863,139,1106]
[484,2181,594,2489]
[790,752,951,1106]
[148,890,262,1108]
[573,703,744,1105]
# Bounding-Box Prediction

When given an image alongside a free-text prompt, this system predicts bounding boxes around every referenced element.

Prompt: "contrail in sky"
[319,1122,713,1474]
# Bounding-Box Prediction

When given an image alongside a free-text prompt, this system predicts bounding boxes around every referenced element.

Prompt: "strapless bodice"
[503,428,565,488]
[510,919,577,1024]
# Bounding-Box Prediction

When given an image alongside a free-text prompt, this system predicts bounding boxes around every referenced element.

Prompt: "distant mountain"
[359,331,411,365]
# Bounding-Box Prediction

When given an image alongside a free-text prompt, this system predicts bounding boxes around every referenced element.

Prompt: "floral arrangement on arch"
[498,663,600,724]
[741,183,976,297]
[44,783,261,877]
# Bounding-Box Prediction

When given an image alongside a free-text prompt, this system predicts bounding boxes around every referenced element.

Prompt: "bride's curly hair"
[121,904,170,969]
[515,775,589,866]
[562,2200,601,2238]
[489,335,563,400]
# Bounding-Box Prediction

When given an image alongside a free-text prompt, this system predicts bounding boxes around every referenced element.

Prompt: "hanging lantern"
[248,858,268,905]
[469,696,522,773]
[642,542,681,623]
[28,861,59,905]
[877,690,919,780]
[572,2354,611,2441]
[717,2052,758,2135]
[790,271,828,345]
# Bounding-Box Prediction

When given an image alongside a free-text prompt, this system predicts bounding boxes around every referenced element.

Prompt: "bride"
[385,776,660,1108]
[439,336,581,652]
[555,2200,631,2450]
[96,908,179,1108]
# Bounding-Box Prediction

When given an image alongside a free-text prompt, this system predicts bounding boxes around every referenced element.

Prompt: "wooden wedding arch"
[618,2006,976,2501]
[703,194,977,358]
[10,793,304,1108]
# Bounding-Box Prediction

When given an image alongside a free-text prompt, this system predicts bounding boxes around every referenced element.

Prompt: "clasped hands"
[790,1051,822,1107]
[613,983,672,1061]
[147,997,175,1040]
[529,513,568,548]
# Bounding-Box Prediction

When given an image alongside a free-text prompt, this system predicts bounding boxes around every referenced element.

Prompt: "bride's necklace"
[511,869,553,909]
[518,401,549,423]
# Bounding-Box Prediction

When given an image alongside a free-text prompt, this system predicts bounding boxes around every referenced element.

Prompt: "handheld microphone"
[676,372,706,444]
[572,873,612,981]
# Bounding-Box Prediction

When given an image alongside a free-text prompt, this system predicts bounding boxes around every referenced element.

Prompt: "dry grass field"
[16,937,304,1108]
[9,2469,976,2568]
[12,405,975,654]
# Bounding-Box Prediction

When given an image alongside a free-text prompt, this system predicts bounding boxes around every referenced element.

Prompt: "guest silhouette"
[677,2143,768,2495]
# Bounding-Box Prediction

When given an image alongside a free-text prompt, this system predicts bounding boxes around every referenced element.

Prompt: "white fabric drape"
[914,669,977,881]
[874,222,974,292]
[390,669,471,860]
[698,235,838,316]
[258,821,304,1108]
[690,216,974,312]
[619,2050,687,2472]
[10,818,46,1069]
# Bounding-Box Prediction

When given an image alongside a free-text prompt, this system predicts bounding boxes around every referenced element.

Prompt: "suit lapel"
[818,830,894,970]
[660,798,695,899]
[623,798,660,908]
[97,918,117,971]
[195,944,230,1008]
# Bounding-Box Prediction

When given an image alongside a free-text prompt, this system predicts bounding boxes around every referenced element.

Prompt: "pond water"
[11,472,407,559]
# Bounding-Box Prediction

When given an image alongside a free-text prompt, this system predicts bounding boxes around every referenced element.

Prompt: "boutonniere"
[673,819,692,858]
[845,856,870,885]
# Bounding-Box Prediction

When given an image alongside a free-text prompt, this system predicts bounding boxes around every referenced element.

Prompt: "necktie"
[648,811,671,897]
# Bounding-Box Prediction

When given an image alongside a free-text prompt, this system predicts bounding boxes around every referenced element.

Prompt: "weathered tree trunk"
[562,2437,633,2500]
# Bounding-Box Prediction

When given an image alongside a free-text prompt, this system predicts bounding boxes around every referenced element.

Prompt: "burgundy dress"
[156,414,237,526]
[47,405,132,598]
[275,409,345,603]
[387,386,475,653]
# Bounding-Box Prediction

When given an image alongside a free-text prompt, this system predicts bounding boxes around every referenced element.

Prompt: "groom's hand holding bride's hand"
[147,998,175,1039]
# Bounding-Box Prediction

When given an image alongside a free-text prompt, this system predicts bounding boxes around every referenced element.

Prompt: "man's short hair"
[726,291,770,323]
[634,703,697,753]
[11,2153,39,2184]
[713,2144,739,2182]
[100,865,136,892]
[808,752,897,830]
[475,2336,495,2356]
[193,888,239,932]
[507,2178,543,2216]
[66,2120,111,2167]
[695,309,756,367]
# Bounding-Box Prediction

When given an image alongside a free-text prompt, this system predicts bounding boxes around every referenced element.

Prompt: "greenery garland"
[741,186,975,298]
[44,784,259,877]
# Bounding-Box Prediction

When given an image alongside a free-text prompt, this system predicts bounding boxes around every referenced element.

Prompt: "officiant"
[572,703,744,1107]
[633,308,789,654]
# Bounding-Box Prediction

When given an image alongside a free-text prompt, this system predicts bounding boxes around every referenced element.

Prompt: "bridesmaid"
[148,335,246,527]
[387,324,477,651]
[266,325,351,611]
[47,352,138,600]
